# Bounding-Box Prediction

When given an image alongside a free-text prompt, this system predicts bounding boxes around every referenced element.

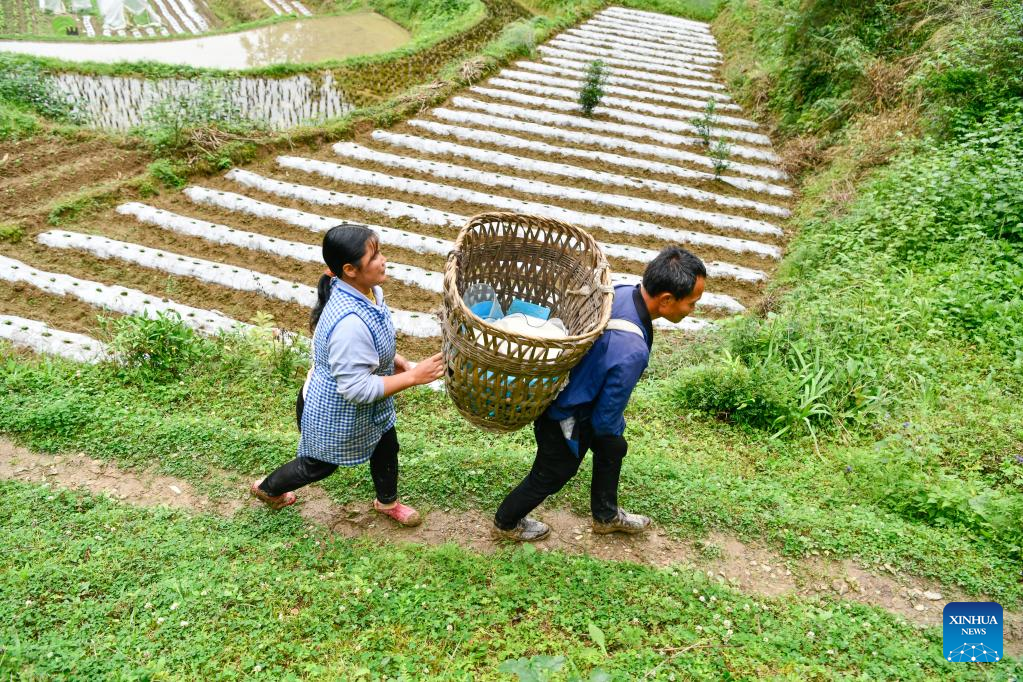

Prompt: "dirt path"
[2,439,1019,656]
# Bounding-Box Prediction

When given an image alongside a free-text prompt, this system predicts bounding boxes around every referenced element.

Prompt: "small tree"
[694,99,717,147]
[710,138,733,179]
[578,59,606,118]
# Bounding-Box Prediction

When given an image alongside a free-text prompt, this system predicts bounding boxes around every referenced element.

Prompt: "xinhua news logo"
[943,601,1003,663]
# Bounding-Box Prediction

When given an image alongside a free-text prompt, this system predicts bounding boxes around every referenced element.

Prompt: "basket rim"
[443,212,614,346]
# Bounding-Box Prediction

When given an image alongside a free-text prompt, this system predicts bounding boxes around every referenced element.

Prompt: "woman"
[251,224,445,526]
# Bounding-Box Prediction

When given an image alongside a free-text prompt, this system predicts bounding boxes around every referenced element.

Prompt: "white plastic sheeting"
[99,0,126,31]
[266,159,782,258]
[446,98,783,169]
[468,87,773,149]
[0,316,109,363]
[0,254,245,336]
[368,130,791,215]
[38,230,441,337]
[328,142,785,234]
[405,116,789,197]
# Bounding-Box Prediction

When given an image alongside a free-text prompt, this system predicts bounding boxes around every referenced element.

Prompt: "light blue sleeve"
[326,314,385,404]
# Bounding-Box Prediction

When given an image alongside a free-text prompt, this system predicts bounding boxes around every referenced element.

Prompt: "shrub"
[675,316,888,443]
[0,55,75,122]
[103,312,208,383]
[488,19,538,59]
[673,351,796,431]
[136,78,265,155]
[147,159,187,188]
[578,59,606,118]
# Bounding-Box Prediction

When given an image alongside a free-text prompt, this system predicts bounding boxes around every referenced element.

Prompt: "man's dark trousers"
[494,415,628,529]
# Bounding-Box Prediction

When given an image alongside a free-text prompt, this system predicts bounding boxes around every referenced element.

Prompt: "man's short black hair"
[642,247,707,299]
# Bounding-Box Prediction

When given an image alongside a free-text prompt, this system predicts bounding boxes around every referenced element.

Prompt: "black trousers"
[258,390,400,504]
[494,416,627,529]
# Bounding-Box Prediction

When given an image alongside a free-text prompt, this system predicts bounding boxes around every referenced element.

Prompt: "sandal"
[250,480,297,510]
[373,499,422,527]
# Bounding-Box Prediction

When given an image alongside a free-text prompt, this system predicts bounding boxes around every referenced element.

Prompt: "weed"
[0,102,39,141]
[147,158,187,189]
[0,223,24,243]
[693,99,717,147]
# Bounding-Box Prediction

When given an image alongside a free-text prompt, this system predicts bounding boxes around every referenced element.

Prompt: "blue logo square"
[943,602,1003,663]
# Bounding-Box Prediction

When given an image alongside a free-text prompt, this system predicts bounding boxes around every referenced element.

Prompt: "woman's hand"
[393,354,413,374]
[409,353,445,385]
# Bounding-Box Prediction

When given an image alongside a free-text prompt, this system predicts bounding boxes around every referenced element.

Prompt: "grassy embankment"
[3,0,1023,678]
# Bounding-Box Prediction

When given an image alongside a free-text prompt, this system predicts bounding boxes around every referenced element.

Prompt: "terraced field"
[1,6,792,361]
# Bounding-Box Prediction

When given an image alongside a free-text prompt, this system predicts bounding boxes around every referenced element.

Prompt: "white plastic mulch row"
[148,0,186,33]
[329,141,786,232]
[117,204,744,319]
[184,186,454,257]
[538,44,713,84]
[446,98,782,168]
[540,53,725,93]
[517,59,733,106]
[547,34,719,68]
[368,130,790,216]
[546,36,716,74]
[508,62,739,112]
[0,315,109,363]
[585,16,714,47]
[584,16,716,51]
[262,161,782,258]
[468,86,772,149]
[116,202,447,294]
[0,254,244,335]
[37,230,441,338]
[116,203,751,312]
[406,118,791,198]
[486,73,757,129]
[599,7,715,40]
[566,25,719,59]
[163,0,208,33]
[181,188,767,282]
[261,0,311,15]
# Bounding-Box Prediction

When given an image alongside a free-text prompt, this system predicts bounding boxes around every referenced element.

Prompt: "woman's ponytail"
[309,273,334,333]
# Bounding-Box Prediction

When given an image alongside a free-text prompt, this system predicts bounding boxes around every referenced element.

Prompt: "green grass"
[2,318,1021,609]
[4,480,1015,680]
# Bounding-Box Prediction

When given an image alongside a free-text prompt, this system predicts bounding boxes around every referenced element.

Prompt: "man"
[493,247,706,541]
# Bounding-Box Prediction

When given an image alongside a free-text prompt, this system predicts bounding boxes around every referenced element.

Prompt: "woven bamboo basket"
[442,212,614,432]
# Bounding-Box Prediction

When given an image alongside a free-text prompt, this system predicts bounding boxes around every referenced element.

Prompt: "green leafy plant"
[578,59,606,118]
[135,78,265,155]
[102,312,207,383]
[0,223,24,243]
[693,99,716,146]
[147,158,188,189]
[710,138,732,178]
[0,55,76,122]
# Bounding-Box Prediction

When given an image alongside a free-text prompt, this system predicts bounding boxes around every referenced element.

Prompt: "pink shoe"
[250,480,297,510]
[373,499,422,527]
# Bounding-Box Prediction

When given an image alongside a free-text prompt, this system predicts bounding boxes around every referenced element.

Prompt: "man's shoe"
[492,517,551,542]
[592,509,651,535]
